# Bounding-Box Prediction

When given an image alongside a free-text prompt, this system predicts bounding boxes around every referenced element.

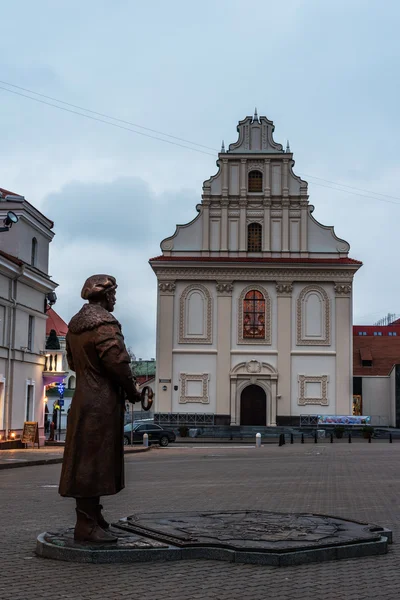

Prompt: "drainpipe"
[4,267,24,439]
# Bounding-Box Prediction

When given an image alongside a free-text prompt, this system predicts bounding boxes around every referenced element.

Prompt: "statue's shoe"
[97,504,110,530]
[74,509,117,543]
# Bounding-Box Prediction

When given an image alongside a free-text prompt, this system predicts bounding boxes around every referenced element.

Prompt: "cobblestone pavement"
[1,443,400,599]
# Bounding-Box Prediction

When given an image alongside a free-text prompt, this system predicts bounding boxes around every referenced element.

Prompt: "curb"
[0,446,151,470]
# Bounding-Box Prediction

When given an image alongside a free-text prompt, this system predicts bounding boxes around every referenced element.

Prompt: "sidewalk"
[0,445,151,470]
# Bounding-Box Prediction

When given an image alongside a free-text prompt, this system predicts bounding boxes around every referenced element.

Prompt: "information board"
[22,421,40,448]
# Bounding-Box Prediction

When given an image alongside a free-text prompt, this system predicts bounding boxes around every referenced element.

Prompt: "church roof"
[0,187,20,197]
[46,307,68,337]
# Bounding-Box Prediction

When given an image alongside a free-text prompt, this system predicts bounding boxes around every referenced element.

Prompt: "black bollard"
[278,433,283,447]
[330,432,333,443]
[368,433,372,443]
[301,433,304,444]
[348,432,352,443]
[290,433,294,444]
[314,431,318,443]
[390,433,393,444]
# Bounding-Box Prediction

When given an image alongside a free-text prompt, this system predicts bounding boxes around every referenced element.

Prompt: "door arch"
[240,384,266,426]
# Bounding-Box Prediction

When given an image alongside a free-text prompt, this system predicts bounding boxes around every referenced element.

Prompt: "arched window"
[179,284,212,344]
[68,375,76,390]
[31,238,38,267]
[297,285,330,345]
[237,285,271,346]
[243,290,265,339]
[248,170,263,192]
[248,223,262,252]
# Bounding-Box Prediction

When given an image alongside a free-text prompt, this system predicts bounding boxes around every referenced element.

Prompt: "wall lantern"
[0,211,19,233]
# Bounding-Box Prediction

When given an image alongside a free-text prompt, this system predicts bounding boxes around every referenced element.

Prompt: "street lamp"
[0,211,19,233]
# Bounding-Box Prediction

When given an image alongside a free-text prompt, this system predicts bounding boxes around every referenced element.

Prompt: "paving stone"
[1,443,400,599]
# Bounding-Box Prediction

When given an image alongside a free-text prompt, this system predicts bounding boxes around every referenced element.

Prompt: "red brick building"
[353,320,400,426]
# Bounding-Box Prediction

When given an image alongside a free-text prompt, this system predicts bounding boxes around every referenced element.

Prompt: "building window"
[363,332,367,336]
[238,285,271,345]
[373,332,382,336]
[28,315,34,351]
[248,170,263,192]
[68,375,76,389]
[389,331,397,336]
[31,238,38,267]
[26,384,34,421]
[243,290,265,339]
[358,332,363,336]
[247,223,262,252]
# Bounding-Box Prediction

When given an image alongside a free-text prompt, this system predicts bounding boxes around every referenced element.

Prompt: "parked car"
[123,423,176,447]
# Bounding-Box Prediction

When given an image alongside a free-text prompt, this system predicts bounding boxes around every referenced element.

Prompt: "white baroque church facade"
[150,113,362,427]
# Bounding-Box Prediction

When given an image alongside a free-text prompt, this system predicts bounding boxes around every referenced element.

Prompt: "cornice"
[154,266,358,282]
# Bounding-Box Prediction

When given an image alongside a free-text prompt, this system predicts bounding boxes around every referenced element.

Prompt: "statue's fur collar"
[68,303,121,334]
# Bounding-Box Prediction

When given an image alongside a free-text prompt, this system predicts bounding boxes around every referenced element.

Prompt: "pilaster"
[240,159,247,197]
[282,198,290,254]
[300,200,308,255]
[263,198,271,252]
[202,198,210,252]
[276,282,293,417]
[220,198,229,252]
[216,282,233,417]
[334,282,352,415]
[222,158,229,197]
[239,199,247,251]
[263,158,271,196]
[156,281,176,412]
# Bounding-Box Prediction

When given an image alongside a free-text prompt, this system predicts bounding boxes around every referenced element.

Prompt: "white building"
[0,188,57,443]
[150,113,362,427]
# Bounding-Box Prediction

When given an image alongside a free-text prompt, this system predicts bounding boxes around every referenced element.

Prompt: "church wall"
[291,283,336,351]
[171,352,217,414]
[170,214,203,251]
[173,281,217,350]
[290,354,336,416]
[229,163,240,195]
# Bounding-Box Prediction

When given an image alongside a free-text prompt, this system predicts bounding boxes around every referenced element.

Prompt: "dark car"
[123,423,176,447]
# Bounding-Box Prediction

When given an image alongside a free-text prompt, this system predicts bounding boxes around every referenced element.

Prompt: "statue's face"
[105,289,117,312]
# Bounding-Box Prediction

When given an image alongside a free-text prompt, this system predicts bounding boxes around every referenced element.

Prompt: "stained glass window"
[243,290,265,339]
[248,170,263,192]
[248,223,262,252]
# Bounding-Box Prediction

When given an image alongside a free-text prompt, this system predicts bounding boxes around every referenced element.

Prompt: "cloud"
[44,177,199,356]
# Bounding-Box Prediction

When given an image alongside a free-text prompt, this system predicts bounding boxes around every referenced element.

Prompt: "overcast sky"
[1,0,400,356]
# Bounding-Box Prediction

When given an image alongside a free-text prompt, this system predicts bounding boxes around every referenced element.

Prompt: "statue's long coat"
[59,304,140,498]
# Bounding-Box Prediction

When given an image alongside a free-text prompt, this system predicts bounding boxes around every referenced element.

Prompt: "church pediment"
[228,112,284,154]
[154,112,359,265]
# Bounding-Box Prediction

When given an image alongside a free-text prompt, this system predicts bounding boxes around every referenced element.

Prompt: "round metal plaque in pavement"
[36,511,392,566]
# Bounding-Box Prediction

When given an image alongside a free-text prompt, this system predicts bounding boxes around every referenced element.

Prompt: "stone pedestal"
[36,511,392,567]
